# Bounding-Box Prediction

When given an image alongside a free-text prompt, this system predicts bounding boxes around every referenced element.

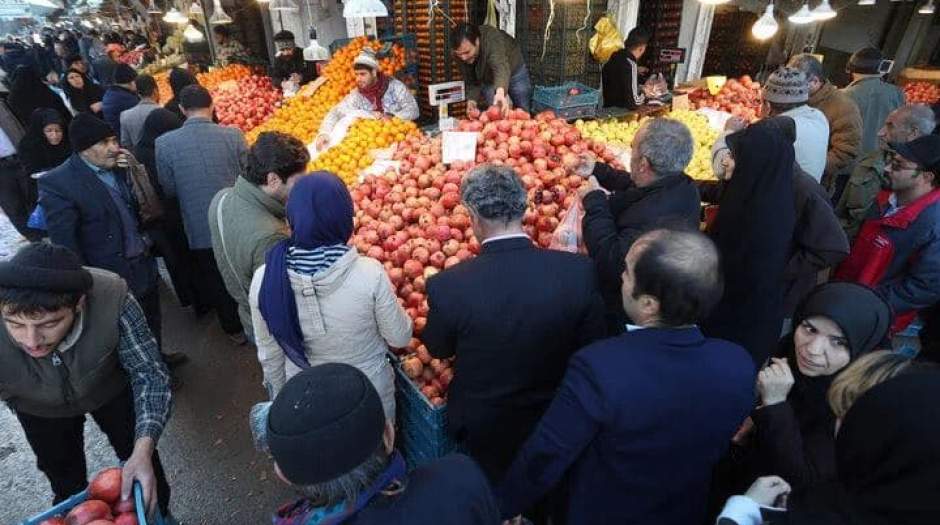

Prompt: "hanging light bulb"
[209,0,233,24]
[162,8,186,23]
[752,3,779,40]
[857,0,875,5]
[189,0,203,15]
[269,0,299,10]
[183,23,204,42]
[919,0,936,14]
[788,3,815,23]
[342,0,388,17]
[811,0,837,20]
[147,0,162,13]
[304,27,330,61]
[256,0,271,3]
[698,0,730,4]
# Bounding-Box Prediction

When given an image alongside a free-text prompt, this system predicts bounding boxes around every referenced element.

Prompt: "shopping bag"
[549,199,584,253]
[589,17,624,64]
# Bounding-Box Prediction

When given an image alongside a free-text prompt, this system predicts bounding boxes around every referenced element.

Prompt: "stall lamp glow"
[256,0,271,3]
[752,3,779,40]
[146,0,162,13]
[811,0,837,20]
[698,0,730,5]
[858,0,875,5]
[209,0,233,24]
[183,23,204,42]
[268,0,299,11]
[94,16,104,24]
[189,0,203,15]
[163,7,189,23]
[919,0,936,14]
[343,0,388,17]
[788,3,815,23]
[81,19,94,28]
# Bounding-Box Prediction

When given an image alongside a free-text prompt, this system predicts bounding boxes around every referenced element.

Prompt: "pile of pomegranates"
[39,468,138,525]
[349,108,621,406]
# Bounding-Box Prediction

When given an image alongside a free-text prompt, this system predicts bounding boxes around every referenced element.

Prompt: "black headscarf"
[702,122,797,366]
[776,282,892,438]
[7,65,72,126]
[135,108,182,197]
[787,369,940,525]
[164,67,197,121]
[61,68,104,116]
[17,108,71,175]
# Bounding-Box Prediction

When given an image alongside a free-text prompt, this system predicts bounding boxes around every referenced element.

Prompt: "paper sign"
[671,93,690,111]
[442,132,478,164]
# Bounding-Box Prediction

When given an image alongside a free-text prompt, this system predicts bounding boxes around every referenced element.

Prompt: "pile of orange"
[310,117,419,186]
[196,64,253,92]
[154,71,172,105]
[246,37,408,144]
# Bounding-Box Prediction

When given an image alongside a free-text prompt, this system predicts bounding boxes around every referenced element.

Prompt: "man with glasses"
[836,134,940,334]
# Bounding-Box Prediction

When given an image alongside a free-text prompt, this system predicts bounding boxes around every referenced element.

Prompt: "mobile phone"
[878,60,894,75]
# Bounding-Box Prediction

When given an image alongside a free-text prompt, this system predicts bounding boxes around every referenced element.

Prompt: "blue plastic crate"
[532,100,597,120]
[533,82,600,109]
[21,481,164,525]
[394,364,455,469]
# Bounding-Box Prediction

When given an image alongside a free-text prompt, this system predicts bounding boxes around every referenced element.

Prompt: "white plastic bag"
[550,199,585,253]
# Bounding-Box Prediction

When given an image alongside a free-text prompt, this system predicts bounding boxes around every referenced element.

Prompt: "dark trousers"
[146,204,204,310]
[192,248,242,335]
[0,157,42,241]
[14,388,171,514]
[137,285,162,350]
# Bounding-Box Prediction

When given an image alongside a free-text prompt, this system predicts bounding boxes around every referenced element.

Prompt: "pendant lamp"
[919,0,935,14]
[209,0,233,23]
[811,0,837,20]
[752,3,779,40]
[788,3,815,23]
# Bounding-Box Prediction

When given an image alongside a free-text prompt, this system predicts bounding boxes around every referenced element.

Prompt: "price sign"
[671,93,690,111]
[659,48,686,64]
[442,132,478,164]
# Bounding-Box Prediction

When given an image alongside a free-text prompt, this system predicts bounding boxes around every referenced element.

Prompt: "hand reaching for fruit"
[574,154,596,178]
[724,116,748,133]
[578,176,602,199]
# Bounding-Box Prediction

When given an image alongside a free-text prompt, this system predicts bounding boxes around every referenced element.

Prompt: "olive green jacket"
[836,149,887,242]
[461,25,524,103]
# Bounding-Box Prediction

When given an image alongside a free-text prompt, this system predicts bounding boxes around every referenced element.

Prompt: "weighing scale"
[428,81,466,132]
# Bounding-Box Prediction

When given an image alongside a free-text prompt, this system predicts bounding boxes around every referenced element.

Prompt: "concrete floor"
[0,281,296,524]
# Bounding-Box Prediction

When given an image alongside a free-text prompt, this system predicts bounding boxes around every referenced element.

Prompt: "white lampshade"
[163,8,189,24]
[343,0,388,17]
[183,23,204,42]
[146,0,162,13]
[752,4,779,40]
[698,0,730,4]
[788,3,815,23]
[256,0,271,3]
[858,0,876,5]
[209,0,233,24]
[189,0,203,15]
[269,0,299,11]
[919,0,936,14]
[811,0,837,20]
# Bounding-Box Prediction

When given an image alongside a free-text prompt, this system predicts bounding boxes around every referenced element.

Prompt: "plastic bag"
[550,199,585,253]
[589,17,624,64]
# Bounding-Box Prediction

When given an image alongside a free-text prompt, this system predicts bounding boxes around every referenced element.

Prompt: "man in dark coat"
[576,117,702,333]
[270,31,316,88]
[601,27,651,109]
[423,164,607,488]
[252,363,501,525]
[38,113,182,365]
[496,229,756,525]
[101,63,139,139]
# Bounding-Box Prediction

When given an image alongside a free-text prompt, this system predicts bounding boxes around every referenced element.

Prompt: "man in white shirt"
[314,48,418,151]
[761,67,829,182]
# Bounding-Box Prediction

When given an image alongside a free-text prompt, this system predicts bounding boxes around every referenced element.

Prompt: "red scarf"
[359,73,390,113]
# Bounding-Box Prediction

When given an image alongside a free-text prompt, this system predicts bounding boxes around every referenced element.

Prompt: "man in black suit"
[423,164,607,487]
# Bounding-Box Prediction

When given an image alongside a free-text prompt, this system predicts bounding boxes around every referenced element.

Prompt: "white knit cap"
[353,48,380,70]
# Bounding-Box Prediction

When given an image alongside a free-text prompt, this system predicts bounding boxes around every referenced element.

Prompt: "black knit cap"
[70,112,115,152]
[0,243,92,293]
[267,363,385,485]
[890,135,940,174]
[113,63,137,84]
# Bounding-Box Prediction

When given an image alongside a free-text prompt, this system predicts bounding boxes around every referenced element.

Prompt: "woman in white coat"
[249,171,412,419]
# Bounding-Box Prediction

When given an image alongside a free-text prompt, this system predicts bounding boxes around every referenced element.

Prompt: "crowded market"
[0,0,939,522]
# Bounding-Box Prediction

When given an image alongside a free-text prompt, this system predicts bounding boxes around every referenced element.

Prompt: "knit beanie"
[0,243,93,292]
[890,135,940,174]
[847,47,884,75]
[263,363,385,485]
[762,67,810,105]
[353,48,380,71]
[70,112,115,152]
[113,63,138,84]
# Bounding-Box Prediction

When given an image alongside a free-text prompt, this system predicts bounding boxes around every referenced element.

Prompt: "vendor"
[0,243,173,517]
[601,27,651,109]
[450,23,531,113]
[315,48,419,150]
[213,25,250,66]
[270,30,316,89]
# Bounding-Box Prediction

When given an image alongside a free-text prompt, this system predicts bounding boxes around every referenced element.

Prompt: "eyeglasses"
[886,152,920,173]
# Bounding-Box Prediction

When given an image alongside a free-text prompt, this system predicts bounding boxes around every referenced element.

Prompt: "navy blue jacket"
[496,327,756,525]
[38,154,156,295]
[423,236,607,482]
[101,85,139,138]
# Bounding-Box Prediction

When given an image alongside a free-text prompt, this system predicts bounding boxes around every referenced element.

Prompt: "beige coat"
[249,249,411,419]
